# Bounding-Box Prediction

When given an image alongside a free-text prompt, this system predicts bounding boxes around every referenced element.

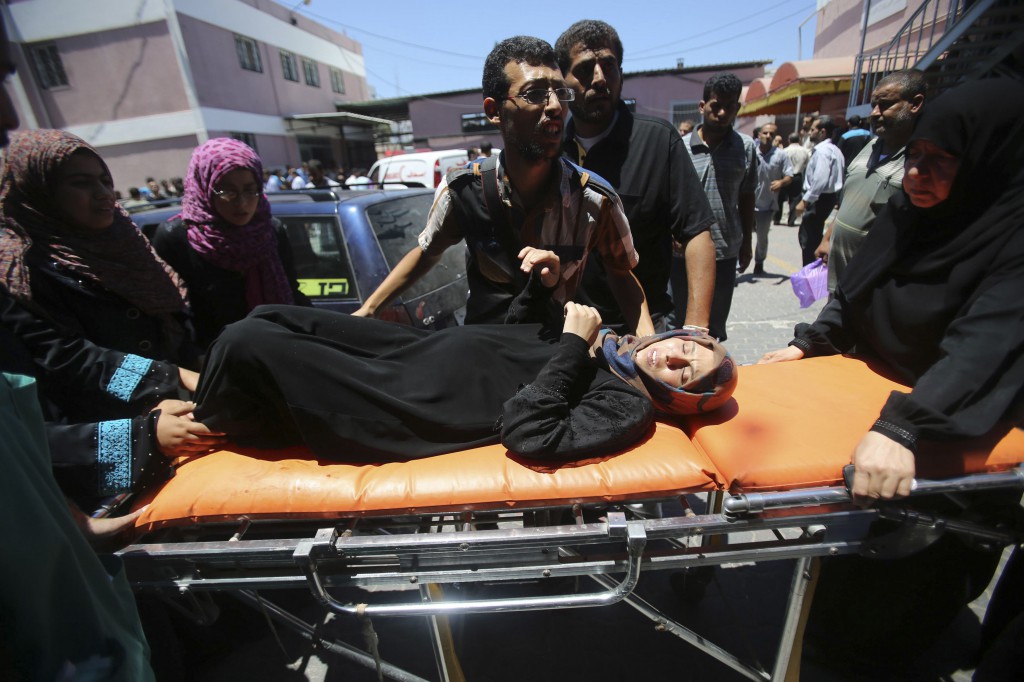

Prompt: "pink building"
[739,0,1020,124]
[3,0,375,191]
[738,0,931,124]
[812,0,935,61]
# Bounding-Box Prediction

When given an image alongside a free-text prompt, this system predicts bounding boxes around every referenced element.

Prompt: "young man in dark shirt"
[556,20,716,334]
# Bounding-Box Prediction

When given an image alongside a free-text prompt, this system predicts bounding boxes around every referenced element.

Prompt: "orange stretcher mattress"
[134,355,1024,532]
[687,355,1024,492]
[134,420,718,532]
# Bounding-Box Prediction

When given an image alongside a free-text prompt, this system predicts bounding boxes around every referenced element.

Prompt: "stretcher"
[119,355,1024,681]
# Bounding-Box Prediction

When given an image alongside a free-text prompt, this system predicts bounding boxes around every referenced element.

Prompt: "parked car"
[129,189,467,329]
[368,150,470,190]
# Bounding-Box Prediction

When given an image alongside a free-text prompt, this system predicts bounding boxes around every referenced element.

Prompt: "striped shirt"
[419,155,638,306]
[828,139,907,292]
[684,128,758,260]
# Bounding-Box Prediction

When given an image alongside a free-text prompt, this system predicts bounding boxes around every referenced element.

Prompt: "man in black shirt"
[556,20,716,333]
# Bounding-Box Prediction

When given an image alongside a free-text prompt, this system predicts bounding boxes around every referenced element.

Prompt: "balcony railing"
[848,0,966,111]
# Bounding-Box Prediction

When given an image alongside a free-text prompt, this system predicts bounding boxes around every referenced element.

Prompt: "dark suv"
[130,189,467,329]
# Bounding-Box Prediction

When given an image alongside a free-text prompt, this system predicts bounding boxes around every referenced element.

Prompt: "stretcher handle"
[842,464,1024,498]
[725,466,1024,516]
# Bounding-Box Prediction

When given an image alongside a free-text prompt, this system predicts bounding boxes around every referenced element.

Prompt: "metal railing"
[848,0,965,111]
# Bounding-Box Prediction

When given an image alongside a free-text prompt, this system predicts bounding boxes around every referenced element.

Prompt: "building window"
[280,50,299,82]
[302,57,320,87]
[235,34,262,73]
[330,67,345,94]
[671,101,700,129]
[230,132,258,153]
[28,44,68,89]
[460,112,491,134]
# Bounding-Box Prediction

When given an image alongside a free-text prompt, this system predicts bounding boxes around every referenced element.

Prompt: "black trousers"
[798,192,836,266]
[669,255,736,341]
[785,173,803,225]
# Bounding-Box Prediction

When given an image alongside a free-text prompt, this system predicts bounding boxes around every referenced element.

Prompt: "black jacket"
[151,217,310,350]
[0,293,182,507]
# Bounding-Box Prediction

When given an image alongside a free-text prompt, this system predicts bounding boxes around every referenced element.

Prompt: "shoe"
[753,262,765,275]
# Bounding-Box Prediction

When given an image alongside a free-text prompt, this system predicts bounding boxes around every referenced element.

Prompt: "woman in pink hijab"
[151,138,309,350]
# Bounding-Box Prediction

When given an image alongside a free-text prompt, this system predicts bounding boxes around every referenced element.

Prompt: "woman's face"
[635,336,716,389]
[53,151,116,232]
[212,168,261,227]
[904,139,960,208]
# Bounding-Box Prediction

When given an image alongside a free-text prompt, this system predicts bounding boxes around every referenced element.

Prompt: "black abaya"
[194,305,653,462]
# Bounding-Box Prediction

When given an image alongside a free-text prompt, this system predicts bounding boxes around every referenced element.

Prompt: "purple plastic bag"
[790,258,828,308]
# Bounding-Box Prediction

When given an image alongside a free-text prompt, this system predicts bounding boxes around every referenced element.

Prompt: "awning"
[285,111,396,131]
[739,57,855,117]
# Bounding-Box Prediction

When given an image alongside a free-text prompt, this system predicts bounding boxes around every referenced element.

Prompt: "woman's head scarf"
[176,137,293,309]
[0,129,188,320]
[597,328,737,415]
[839,78,1024,301]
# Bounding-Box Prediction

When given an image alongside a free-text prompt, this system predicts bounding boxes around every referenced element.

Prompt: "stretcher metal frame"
[118,466,1024,682]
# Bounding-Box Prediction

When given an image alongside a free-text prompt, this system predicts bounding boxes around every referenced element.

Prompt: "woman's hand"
[563,302,602,346]
[153,399,226,458]
[178,367,199,393]
[351,304,374,318]
[851,431,916,502]
[67,499,147,550]
[518,247,560,288]
[757,346,805,364]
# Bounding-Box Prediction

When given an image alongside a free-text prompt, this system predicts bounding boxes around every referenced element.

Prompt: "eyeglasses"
[507,88,575,106]
[213,189,261,202]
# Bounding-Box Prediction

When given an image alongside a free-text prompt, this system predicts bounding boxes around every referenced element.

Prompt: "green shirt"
[829,139,906,293]
[0,373,153,681]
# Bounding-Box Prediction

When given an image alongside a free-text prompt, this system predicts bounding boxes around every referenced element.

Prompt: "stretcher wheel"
[669,566,715,604]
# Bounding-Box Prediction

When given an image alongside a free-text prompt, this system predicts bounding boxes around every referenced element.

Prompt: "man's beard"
[878,106,913,141]
[569,90,614,126]
[504,121,550,163]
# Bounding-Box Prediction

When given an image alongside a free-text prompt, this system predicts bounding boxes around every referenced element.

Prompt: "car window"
[366,194,464,299]
[278,217,359,301]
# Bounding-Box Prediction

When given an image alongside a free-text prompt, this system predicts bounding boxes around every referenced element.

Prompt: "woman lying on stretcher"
[193,248,736,462]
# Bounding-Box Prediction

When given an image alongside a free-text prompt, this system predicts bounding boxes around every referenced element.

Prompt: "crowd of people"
[1,9,1022,680]
[118,159,372,209]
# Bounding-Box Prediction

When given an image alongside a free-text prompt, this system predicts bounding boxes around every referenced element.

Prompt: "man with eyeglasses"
[556,20,716,335]
[356,36,654,334]
[815,70,926,294]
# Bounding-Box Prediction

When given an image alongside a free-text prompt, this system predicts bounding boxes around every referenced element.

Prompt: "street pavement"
[718,219,826,366]
[183,217,1005,681]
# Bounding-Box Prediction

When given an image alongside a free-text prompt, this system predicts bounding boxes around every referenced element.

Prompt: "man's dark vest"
[445,156,613,324]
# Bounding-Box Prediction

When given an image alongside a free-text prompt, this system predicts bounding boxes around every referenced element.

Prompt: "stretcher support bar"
[295,513,649,617]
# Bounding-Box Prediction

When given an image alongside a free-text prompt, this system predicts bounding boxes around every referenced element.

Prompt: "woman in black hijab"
[760,77,1024,499]
[760,78,1024,672]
